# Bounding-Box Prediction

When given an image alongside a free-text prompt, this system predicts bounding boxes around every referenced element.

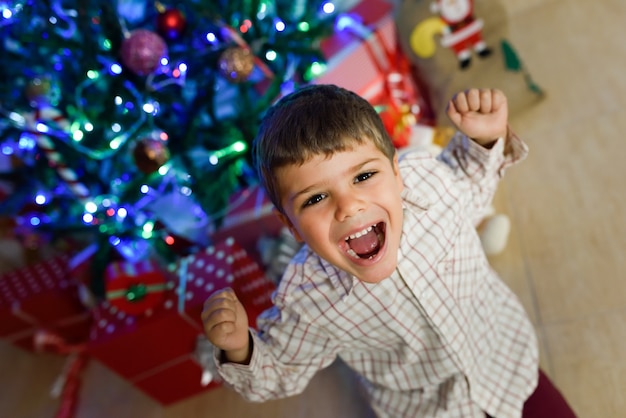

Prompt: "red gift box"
[314,0,435,145]
[0,254,92,351]
[104,259,168,316]
[87,237,275,405]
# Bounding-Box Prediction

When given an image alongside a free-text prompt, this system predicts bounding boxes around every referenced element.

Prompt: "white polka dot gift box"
[86,237,275,405]
[0,254,92,351]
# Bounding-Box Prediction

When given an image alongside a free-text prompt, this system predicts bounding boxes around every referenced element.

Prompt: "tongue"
[349,228,380,256]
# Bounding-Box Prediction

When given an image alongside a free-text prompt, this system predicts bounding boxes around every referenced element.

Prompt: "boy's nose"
[334,193,365,222]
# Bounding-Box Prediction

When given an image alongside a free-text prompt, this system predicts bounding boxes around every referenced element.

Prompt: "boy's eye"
[355,171,375,183]
[303,194,325,208]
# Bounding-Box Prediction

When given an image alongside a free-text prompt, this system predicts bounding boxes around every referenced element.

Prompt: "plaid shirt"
[217,132,538,418]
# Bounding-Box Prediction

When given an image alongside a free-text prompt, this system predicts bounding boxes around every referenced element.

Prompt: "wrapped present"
[87,237,275,405]
[211,185,284,262]
[0,254,92,351]
[314,0,435,146]
[104,259,168,316]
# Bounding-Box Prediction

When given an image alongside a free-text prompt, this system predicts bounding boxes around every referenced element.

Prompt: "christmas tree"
[0,0,341,291]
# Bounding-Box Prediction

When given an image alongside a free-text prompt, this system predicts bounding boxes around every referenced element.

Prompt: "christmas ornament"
[218,47,255,83]
[24,75,61,106]
[105,259,168,316]
[25,77,51,102]
[132,138,170,174]
[119,29,167,75]
[220,24,274,78]
[156,8,186,40]
[430,0,491,69]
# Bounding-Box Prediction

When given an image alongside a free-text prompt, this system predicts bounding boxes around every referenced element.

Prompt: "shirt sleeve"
[214,285,340,401]
[435,127,528,225]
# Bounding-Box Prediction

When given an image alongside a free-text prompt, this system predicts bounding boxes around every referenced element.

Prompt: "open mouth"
[344,222,385,260]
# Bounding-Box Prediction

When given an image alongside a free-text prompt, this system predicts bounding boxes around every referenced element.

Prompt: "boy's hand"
[446,88,508,147]
[202,287,251,364]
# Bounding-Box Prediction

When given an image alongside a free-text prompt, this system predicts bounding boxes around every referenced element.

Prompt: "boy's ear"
[393,152,404,191]
[273,208,304,243]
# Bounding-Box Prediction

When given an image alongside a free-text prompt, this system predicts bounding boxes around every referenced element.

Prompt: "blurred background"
[1,0,624,416]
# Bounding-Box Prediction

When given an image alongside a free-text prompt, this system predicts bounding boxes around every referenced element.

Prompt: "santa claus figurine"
[431,0,491,69]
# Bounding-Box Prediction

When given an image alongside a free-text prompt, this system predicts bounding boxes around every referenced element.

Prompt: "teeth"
[346,225,374,241]
[346,249,359,259]
[347,248,376,260]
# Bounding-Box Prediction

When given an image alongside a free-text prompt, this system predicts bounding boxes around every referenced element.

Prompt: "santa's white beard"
[439,0,472,23]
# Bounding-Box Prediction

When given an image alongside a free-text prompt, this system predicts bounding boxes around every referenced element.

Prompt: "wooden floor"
[2,0,626,416]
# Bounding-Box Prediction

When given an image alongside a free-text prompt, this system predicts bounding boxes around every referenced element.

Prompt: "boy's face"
[275,140,404,283]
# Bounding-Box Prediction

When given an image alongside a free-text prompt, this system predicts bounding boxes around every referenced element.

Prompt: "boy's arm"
[434,88,528,224]
[202,288,251,364]
[446,88,508,146]
[202,285,339,402]
[216,304,338,401]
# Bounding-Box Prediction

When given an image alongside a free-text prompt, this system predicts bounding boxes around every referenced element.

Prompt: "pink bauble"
[120,29,167,75]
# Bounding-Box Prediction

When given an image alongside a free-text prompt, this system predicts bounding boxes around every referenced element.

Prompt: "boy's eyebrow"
[287,157,382,203]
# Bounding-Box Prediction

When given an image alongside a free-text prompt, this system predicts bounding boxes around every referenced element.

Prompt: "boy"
[202,85,574,417]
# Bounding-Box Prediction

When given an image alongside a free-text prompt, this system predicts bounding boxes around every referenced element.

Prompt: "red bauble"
[156,8,186,40]
[119,29,167,76]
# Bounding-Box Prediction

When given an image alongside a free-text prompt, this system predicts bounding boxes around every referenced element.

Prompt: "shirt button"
[439,260,453,273]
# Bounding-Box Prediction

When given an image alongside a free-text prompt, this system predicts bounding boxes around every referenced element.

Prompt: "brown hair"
[252,84,396,213]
